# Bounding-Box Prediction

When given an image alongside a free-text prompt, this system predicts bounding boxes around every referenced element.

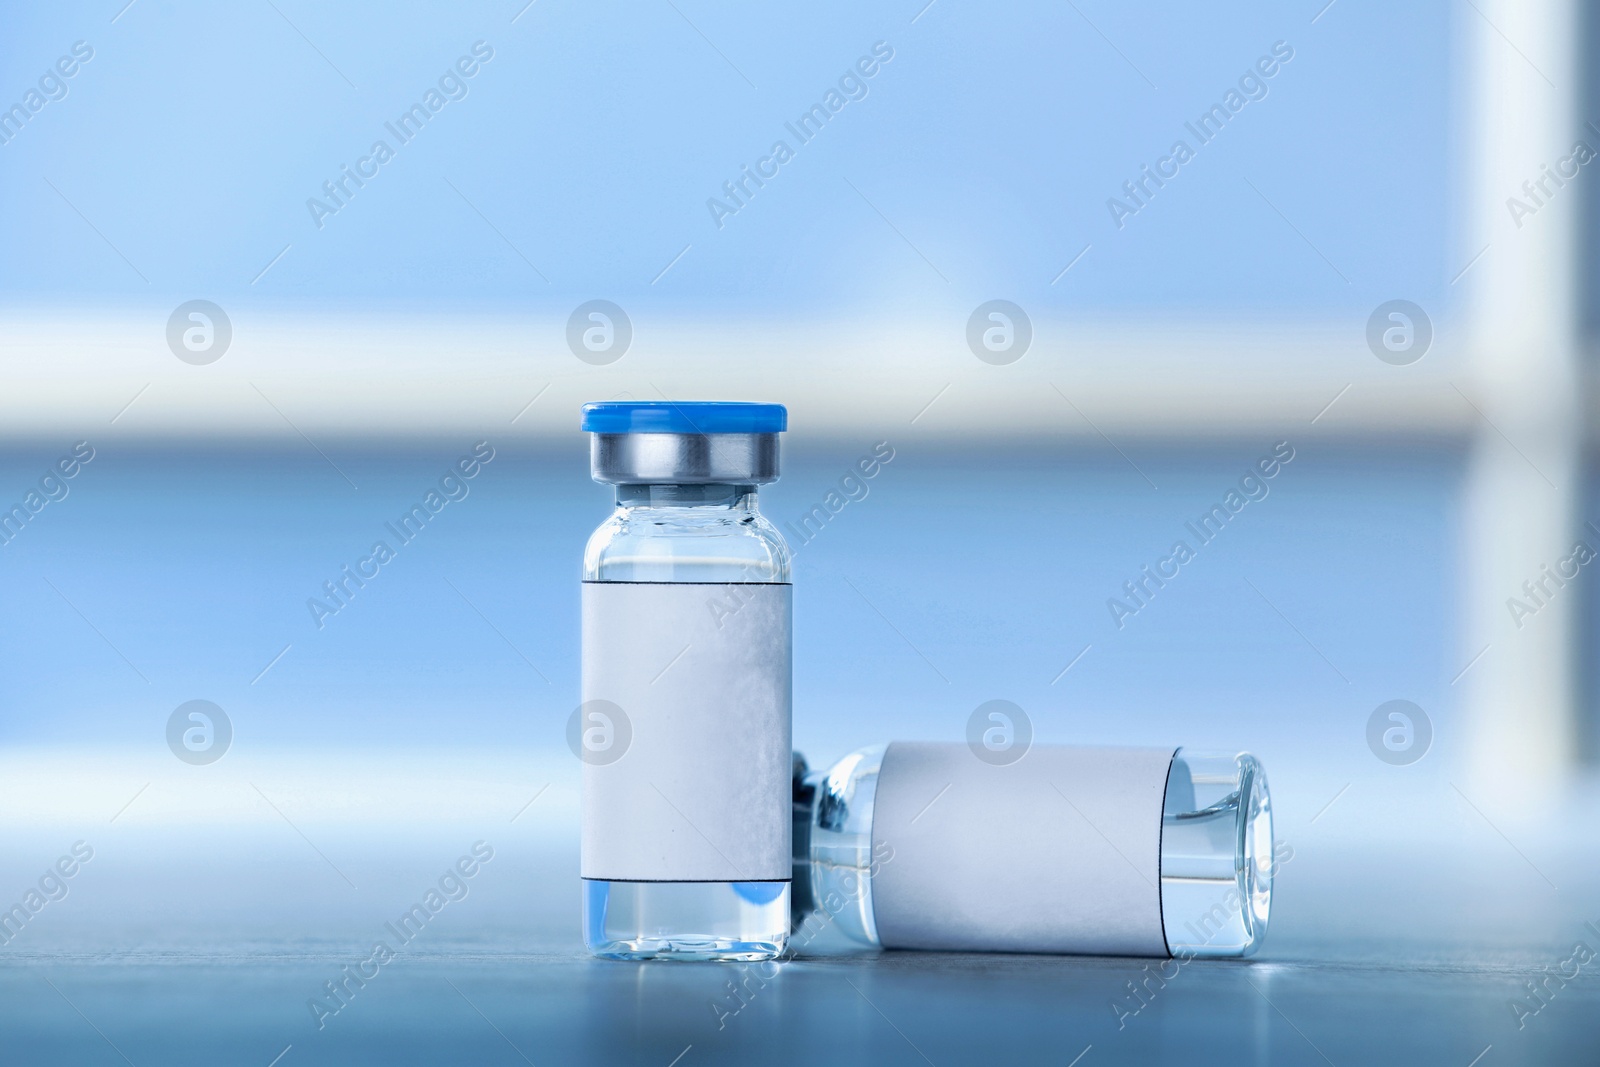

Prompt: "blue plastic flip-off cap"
[581,401,787,435]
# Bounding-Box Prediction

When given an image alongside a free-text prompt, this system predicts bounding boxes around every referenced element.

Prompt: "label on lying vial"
[581,581,792,883]
[870,742,1174,954]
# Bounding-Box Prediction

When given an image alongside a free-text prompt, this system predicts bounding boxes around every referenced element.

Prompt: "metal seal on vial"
[590,432,779,485]
[584,401,786,485]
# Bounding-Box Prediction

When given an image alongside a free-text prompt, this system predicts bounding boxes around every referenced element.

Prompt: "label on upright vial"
[581,581,792,883]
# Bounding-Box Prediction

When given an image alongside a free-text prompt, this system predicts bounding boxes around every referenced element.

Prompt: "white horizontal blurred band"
[0,747,577,829]
[1,311,1480,441]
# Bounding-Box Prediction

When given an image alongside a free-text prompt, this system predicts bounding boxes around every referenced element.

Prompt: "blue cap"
[581,401,787,435]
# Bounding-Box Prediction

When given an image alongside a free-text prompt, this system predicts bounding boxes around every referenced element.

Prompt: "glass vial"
[794,743,1274,958]
[580,401,792,961]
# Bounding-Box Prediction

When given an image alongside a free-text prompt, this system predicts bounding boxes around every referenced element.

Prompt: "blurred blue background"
[0,438,1460,769]
[0,0,1454,314]
[0,0,1475,759]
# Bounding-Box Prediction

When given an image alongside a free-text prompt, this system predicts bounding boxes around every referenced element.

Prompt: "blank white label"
[870,742,1173,954]
[581,581,792,882]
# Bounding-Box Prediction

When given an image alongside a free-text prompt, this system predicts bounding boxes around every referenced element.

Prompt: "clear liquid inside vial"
[583,483,791,961]
[1159,749,1274,957]
[584,880,789,962]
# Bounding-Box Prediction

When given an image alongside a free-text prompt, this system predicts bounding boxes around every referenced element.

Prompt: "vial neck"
[614,484,758,510]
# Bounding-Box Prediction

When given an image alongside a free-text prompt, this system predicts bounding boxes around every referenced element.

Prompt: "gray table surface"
[2,822,1596,1066]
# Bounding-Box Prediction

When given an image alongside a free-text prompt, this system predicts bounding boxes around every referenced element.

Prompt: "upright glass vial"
[580,402,792,961]
[794,743,1276,957]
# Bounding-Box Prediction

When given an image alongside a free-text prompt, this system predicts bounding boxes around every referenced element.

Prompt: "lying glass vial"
[791,743,1276,957]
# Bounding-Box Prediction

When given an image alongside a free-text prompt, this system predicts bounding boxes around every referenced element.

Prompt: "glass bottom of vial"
[584,879,790,961]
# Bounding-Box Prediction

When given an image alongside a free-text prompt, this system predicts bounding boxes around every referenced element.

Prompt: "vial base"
[583,879,790,961]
